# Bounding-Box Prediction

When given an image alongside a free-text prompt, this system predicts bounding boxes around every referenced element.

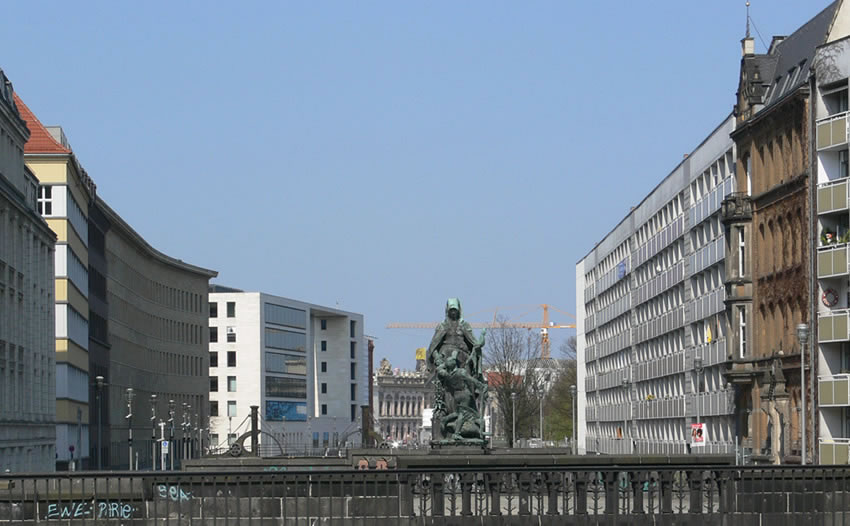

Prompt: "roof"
[761,2,839,109]
[12,94,71,154]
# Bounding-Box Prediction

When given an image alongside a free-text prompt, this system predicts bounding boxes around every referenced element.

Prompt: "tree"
[543,337,578,442]
[483,320,542,447]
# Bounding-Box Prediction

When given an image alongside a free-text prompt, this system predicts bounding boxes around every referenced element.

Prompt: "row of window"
[209,375,236,393]
[209,301,236,318]
[319,340,358,358]
[318,361,357,380]
[319,384,358,415]
[209,351,237,368]
[209,400,237,417]
[209,326,236,343]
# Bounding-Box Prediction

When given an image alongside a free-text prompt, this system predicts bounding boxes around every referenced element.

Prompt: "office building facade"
[0,70,57,472]
[208,288,367,452]
[578,115,737,455]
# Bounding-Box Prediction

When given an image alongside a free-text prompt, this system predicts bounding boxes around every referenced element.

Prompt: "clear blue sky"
[0,1,831,370]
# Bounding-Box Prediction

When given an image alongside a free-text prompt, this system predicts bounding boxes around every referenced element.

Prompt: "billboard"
[265,401,307,422]
[691,423,705,446]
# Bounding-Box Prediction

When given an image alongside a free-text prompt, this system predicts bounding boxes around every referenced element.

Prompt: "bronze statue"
[428,299,488,445]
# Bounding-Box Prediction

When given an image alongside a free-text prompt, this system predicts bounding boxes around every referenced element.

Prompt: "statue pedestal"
[429,439,488,450]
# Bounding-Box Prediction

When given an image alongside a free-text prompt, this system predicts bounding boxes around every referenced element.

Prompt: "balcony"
[818,179,849,215]
[817,112,849,151]
[720,193,753,224]
[820,438,850,464]
[819,310,850,343]
[818,244,850,277]
[818,374,850,407]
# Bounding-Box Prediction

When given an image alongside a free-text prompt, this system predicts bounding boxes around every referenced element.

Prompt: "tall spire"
[746,1,751,38]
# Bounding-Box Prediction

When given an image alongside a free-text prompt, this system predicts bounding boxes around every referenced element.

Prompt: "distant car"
[528,438,544,448]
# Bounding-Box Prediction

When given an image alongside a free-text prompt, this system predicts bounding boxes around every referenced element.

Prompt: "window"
[210,401,219,417]
[350,383,356,401]
[210,433,219,446]
[228,433,237,445]
[351,404,357,422]
[312,432,319,448]
[321,404,327,415]
[321,340,327,352]
[265,376,308,398]
[350,362,356,380]
[321,383,327,394]
[321,362,327,373]
[210,351,218,368]
[321,319,327,330]
[227,376,237,392]
[210,302,218,318]
[37,185,52,215]
[265,303,307,329]
[744,153,752,196]
[210,376,218,392]
[738,307,747,358]
[350,320,356,338]
[227,301,236,318]
[840,150,849,180]
[227,327,236,343]
[227,351,236,367]
[227,401,237,417]
[738,229,746,276]
[350,341,356,359]
[265,328,306,352]
[210,327,218,343]
[265,352,307,375]
[323,432,329,448]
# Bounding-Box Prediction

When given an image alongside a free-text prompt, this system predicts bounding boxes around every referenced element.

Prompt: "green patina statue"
[427,298,488,446]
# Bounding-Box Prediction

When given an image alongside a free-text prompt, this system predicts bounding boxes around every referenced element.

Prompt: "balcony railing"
[820,437,850,464]
[819,310,850,342]
[817,111,849,151]
[818,244,850,277]
[818,178,849,215]
[819,374,850,407]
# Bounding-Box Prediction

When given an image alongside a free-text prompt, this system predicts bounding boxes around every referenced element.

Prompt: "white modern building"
[208,286,368,453]
[0,68,57,472]
[577,115,738,456]
[813,3,850,464]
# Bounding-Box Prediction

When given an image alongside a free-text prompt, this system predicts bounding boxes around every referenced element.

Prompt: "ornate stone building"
[723,3,839,464]
[374,358,433,443]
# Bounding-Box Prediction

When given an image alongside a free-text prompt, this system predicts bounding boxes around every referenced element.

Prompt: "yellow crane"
[386,304,575,359]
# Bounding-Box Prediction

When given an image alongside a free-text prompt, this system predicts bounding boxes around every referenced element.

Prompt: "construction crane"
[386,304,575,360]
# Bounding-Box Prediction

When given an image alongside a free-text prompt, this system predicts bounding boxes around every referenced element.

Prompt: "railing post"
[431,474,444,516]
[545,472,561,516]
[631,470,645,514]
[660,471,673,514]
[518,472,531,515]
[398,473,415,517]
[688,470,703,514]
[575,472,588,515]
[604,471,619,515]
[486,473,502,516]
[461,473,474,516]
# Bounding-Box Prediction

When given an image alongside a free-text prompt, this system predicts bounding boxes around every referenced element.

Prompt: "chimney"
[768,36,786,55]
[741,37,755,56]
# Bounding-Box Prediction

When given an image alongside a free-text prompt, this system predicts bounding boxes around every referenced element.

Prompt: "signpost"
[161,440,169,471]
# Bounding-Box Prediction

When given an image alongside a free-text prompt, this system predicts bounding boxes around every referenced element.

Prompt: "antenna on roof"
[745,1,751,39]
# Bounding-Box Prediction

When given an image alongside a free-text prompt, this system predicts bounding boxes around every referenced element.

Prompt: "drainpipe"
[808,70,817,464]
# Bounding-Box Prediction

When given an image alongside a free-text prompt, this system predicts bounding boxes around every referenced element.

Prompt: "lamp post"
[570,385,577,454]
[796,323,809,465]
[95,376,105,470]
[150,394,157,470]
[622,376,632,454]
[511,392,518,447]
[126,388,134,471]
[694,357,704,427]
[168,400,175,470]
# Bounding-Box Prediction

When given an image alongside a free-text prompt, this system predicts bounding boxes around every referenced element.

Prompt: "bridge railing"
[2,465,850,523]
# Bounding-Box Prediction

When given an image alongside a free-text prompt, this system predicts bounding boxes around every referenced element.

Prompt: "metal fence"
[2,465,850,524]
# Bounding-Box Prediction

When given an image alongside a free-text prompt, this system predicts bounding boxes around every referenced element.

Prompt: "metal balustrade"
[819,309,850,343]
[818,177,850,215]
[821,438,850,464]
[818,244,850,278]
[634,396,686,420]
[3,465,850,523]
[817,111,849,150]
[819,374,850,407]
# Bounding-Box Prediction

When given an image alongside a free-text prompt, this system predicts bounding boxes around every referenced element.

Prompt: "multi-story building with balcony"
[207,287,368,453]
[577,115,737,456]
[0,70,57,473]
[814,2,850,464]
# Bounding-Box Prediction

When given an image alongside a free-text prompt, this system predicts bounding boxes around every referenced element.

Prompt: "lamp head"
[797,323,809,345]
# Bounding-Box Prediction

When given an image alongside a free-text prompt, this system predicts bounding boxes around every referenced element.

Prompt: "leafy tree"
[543,337,578,442]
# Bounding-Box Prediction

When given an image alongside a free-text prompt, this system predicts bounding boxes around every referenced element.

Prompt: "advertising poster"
[691,423,706,446]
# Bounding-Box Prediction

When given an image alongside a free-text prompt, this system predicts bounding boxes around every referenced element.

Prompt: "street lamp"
[168,400,175,470]
[126,388,134,471]
[94,375,105,470]
[694,357,704,427]
[796,323,809,465]
[150,394,157,470]
[511,392,518,448]
[622,375,631,454]
[569,385,577,455]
